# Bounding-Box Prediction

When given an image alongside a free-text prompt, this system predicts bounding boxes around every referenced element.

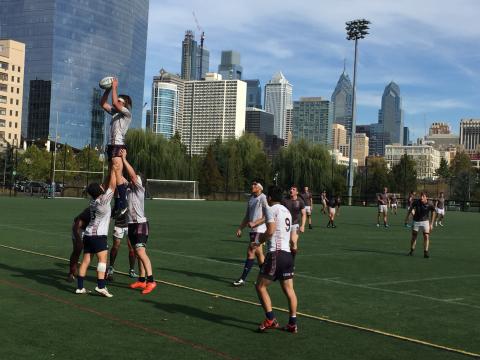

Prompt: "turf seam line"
[1,244,479,359]
[0,278,239,360]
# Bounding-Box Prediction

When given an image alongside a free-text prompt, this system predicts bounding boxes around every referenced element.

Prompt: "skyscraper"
[378,82,403,145]
[292,97,331,145]
[403,126,410,146]
[218,51,243,80]
[264,71,292,144]
[183,73,246,155]
[0,0,149,149]
[245,80,262,108]
[151,70,185,138]
[181,31,209,81]
[460,118,480,155]
[331,71,353,135]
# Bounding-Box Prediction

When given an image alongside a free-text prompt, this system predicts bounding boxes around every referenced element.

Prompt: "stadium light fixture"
[345,18,370,205]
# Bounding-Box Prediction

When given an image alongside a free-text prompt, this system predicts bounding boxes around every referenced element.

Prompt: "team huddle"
[68,78,155,297]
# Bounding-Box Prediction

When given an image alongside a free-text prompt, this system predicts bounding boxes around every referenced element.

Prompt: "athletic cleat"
[106,266,114,281]
[233,279,245,286]
[258,318,279,332]
[142,282,157,295]
[408,249,414,256]
[67,273,76,282]
[384,224,389,228]
[376,223,380,228]
[75,288,87,294]
[129,269,139,278]
[424,251,430,259]
[283,323,298,333]
[95,286,113,298]
[308,224,313,230]
[332,224,337,228]
[439,222,444,227]
[327,223,331,228]
[130,281,147,289]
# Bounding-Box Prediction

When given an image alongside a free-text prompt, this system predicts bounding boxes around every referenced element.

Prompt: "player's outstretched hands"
[119,148,127,159]
[112,78,118,88]
[299,225,305,233]
[236,228,242,237]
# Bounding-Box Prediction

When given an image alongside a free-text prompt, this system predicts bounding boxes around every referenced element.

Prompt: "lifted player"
[405,192,436,258]
[233,180,268,287]
[100,77,132,217]
[253,185,298,333]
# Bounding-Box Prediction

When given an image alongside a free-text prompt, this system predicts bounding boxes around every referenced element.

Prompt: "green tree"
[450,151,474,202]
[198,145,224,195]
[390,154,417,197]
[365,156,390,198]
[17,145,51,181]
[435,157,450,180]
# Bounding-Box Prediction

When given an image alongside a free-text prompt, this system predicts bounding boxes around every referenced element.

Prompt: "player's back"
[266,204,292,253]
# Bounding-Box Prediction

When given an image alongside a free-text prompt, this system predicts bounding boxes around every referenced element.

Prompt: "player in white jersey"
[233,180,268,286]
[435,192,446,227]
[75,169,116,297]
[120,149,156,295]
[100,78,132,217]
[252,185,298,333]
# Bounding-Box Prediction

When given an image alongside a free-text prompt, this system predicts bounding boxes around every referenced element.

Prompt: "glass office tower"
[0,0,149,149]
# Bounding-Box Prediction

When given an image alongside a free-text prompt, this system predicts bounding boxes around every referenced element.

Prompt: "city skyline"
[144,0,480,141]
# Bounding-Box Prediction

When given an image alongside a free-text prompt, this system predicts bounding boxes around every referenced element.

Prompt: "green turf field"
[1,197,479,360]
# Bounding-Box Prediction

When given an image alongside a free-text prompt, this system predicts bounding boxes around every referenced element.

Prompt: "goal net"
[146,179,201,200]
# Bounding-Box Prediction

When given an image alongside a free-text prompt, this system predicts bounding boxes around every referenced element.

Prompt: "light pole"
[51,111,60,198]
[346,18,370,205]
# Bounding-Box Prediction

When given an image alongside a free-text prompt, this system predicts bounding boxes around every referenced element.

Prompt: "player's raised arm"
[100,87,112,113]
[120,149,138,186]
[111,78,124,112]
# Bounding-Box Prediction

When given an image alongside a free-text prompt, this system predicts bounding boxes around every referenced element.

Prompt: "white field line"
[365,274,480,286]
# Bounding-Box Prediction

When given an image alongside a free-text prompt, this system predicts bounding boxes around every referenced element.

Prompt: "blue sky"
[144,0,480,141]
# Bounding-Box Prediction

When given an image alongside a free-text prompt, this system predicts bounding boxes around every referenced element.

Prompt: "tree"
[390,154,417,197]
[364,156,390,198]
[450,151,474,202]
[17,145,51,181]
[198,145,224,195]
[435,157,450,180]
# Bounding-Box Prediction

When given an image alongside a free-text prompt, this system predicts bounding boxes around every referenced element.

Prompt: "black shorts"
[128,222,149,248]
[83,235,108,254]
[106,144,127,161]
[259,251,294,281]
[249,232,262,243]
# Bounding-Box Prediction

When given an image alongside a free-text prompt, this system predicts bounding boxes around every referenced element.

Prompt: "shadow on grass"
[141,298,258,331]
[160,267,235,285]
[219,239,245,244]
[342,248,406,256]
[0,261,82,293]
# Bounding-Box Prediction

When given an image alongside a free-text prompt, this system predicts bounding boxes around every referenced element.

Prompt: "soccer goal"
[146,179,201,200]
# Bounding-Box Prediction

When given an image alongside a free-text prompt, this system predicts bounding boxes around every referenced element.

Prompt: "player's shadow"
[141,299,258,331]
[160,267,234,284]
[342,248,406,256]
[219,239,244,244]
[0,261,82,293]
[208,256,245,265]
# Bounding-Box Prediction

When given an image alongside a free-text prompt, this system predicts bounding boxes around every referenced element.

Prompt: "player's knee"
[97,262,107,273]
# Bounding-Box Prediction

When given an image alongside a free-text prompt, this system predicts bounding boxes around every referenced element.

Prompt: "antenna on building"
[343,58,346,74]
[192,11,205,79]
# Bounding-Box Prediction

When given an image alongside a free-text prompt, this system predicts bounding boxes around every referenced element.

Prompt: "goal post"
[146,179,201,200]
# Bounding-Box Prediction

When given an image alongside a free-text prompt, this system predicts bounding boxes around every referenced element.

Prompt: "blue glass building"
[151,82,178,139]
[0,0,149,149]
[245,80,262,108]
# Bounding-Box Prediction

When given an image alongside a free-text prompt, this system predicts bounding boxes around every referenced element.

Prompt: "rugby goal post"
[146,179,202,200]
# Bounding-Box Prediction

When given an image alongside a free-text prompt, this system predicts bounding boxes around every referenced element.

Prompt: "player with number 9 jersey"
[264,204,292,253]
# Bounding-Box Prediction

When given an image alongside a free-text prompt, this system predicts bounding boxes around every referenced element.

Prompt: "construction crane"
[192,11,205,79]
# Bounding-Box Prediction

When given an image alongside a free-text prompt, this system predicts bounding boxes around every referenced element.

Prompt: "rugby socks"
[291,249,297,258]
[289,316,297,325]
[138,277,146,283]
[77,276,84,289]
[241,259,254,280]
[97,278,106,289]
[147,275,154,283]
[266,311,275,321]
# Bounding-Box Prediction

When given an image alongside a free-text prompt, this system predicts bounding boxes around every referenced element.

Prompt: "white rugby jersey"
[127,176,147,224]
[109,106,132,145]
[85,188,114,236]
[246,193,268,233]
[264,203,292,253]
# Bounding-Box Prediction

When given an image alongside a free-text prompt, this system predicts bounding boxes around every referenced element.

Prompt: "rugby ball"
[99,76,114,90]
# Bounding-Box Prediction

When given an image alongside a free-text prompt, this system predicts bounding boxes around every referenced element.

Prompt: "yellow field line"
[1,243,479,359]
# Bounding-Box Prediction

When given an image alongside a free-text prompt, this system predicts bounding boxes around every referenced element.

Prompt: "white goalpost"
[146,179,202,200]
